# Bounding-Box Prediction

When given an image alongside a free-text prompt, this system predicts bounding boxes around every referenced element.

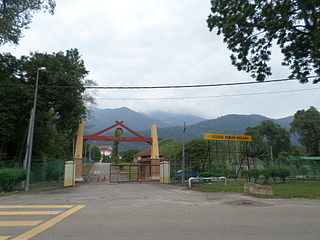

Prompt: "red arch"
[83,121,163,144]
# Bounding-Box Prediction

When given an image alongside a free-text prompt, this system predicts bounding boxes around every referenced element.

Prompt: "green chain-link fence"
[0,159,65,192]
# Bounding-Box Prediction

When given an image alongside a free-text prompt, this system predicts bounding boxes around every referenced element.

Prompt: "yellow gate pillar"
[74,120,84,182]
[150,124,160,180]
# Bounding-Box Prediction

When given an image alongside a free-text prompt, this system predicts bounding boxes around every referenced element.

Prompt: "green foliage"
[207,0,320,83]
[91,146,101,162]
[248,169,261,183]
[242,170,249,181]
[0,49,93,161]
[199,172,211,177]
[0,168,26,191]
[278,168,290,182]
[246,120,291,163]
[260,167,290,183]
[0,0,56,46]
[260,168,271,183]
[101,155,111,163]
[185,139,208,172]
[242,169,261,183]
[269,167,280,183]
[212,164,233,177]
[120,149,140,163]
[291,106,320,156]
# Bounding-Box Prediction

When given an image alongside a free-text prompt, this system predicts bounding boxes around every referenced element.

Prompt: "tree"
[91,145,101,162]
[290,106,320,156]
[245,120,291,165]
[120,149,140,163]
[248,168,261,183]
[207,0,320,83]
[0,49,94,160]
[0,0,56,46]
[278,168,290,182]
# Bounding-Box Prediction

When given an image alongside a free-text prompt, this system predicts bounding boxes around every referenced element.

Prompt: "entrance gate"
[110,164,161,183]
[69,120,169,186]
[110,162,170,183]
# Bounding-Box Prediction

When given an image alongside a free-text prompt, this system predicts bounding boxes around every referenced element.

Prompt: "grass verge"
[192,180,320,199]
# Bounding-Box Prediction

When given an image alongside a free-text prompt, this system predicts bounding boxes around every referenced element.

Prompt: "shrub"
[269,167,280,183]
[242,170,250,181]
[0,168,26,192]
[248,169,261,183]
[199,172,211,177]
[261,168,271,184]
[278,168,290,182]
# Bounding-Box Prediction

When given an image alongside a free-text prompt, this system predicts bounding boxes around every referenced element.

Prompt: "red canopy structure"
[83,121,163,144]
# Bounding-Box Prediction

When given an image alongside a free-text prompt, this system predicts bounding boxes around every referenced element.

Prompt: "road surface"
[1,182,320,240]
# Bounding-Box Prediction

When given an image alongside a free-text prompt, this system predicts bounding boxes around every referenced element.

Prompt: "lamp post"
[25,67,47,192]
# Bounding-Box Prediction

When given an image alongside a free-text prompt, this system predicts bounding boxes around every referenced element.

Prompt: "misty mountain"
[144,111,206,126]
[84,107,295,150]
[85,107,170,134]
[138,114,293,142]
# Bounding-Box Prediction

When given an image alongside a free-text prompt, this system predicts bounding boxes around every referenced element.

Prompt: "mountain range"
[85,107,295,149]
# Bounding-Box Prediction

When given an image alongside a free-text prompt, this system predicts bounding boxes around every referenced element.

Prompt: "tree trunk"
[317,139,320,156]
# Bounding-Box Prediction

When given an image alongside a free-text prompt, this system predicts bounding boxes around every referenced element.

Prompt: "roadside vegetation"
[193,179,320,199]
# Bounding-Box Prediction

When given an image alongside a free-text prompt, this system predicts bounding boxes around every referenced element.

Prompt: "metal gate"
[110,164,161,183]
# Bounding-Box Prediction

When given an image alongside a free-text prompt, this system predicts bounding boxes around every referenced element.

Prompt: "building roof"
[98,146,112,151]
[135,148,165,157]
[137,157,168,163]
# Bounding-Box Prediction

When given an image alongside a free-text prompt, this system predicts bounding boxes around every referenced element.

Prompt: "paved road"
[1,183,320,240]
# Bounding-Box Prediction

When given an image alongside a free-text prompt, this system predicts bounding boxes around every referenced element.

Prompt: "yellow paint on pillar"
[150,124,160,159]
[74,121,84,159]
[150,124,160,180]
[74,120,84,181]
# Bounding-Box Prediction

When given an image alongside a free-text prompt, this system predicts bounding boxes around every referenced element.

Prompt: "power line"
[95,87,320,101]
[0,75,319,90]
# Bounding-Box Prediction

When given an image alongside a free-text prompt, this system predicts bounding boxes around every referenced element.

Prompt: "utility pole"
[22,110,33,188]
[270,145,274,166]
[25,67,47,192]
[182,122,186,186]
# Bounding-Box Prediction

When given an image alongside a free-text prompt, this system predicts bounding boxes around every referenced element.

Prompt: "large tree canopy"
[0,49,93,160]
[0,0,55,46]
[245,120,291,164]
[207,0,320,83]
[290,106,320,156]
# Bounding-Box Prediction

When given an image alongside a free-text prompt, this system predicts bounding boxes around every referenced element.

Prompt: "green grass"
[192,179,320,199]
[272,181,320,199]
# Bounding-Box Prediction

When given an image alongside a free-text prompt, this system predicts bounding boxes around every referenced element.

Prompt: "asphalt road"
[1,182,320,240]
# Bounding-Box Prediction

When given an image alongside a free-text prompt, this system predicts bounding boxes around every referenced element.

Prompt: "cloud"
[2,0,319,119]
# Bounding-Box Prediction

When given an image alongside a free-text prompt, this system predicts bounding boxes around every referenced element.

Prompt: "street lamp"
[25,67,47,192]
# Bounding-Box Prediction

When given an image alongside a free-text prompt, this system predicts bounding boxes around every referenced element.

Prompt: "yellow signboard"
[203,133,252,142]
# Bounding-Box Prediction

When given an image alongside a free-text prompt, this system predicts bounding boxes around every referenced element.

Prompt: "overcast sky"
[2,0,319,119]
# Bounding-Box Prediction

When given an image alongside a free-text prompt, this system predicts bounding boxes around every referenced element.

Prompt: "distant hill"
[85,107,170,134]
[144,111,206,126]
[139,114,293,141]
[84,107,295,150]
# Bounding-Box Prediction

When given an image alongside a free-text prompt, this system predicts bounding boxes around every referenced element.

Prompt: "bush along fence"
[242,167,290,183]
[0,159,65,193]
[0,168,26,192]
